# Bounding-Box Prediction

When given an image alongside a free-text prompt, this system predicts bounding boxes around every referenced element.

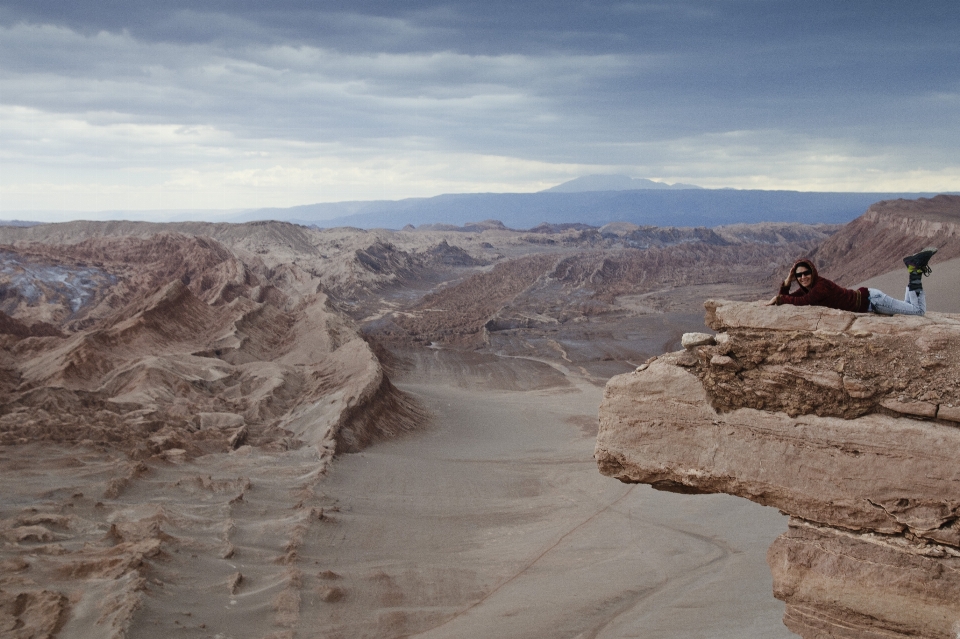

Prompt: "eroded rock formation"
[0,219,840,637]
[596,300,960,638]
[0,232,425,459]
[0,230,429,637]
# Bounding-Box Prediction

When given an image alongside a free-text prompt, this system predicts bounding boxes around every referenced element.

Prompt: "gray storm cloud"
[1,1,958,213]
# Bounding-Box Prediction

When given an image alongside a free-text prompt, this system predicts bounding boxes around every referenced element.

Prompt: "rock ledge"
[597,300,960,639]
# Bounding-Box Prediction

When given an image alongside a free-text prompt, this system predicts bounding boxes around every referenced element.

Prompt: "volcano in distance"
[238,175,952,230]
[539,174,703,192]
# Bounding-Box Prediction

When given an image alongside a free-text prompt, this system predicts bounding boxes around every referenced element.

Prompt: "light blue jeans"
[868,287,925,316]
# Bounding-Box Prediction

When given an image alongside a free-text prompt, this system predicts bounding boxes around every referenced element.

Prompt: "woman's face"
[794,265,813,285]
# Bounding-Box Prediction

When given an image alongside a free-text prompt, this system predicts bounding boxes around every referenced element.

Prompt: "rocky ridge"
[811,194,960,285]
[596,300,960,638]
[370,229,835,349]
[0,233,423,458]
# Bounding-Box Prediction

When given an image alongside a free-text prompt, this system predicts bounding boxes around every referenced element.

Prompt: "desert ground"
[308,351,793,639]
[4,202,957,638]
[2,346,792,639]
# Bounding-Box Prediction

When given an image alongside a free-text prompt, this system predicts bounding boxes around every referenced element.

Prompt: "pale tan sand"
[1,351,791,638]
[858,256,960,313]
[293,353,793,638]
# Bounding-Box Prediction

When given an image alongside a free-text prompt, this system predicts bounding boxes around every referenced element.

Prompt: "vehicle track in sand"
[579,521,738,639]
[301,350,791,639]
[409,486,638,637]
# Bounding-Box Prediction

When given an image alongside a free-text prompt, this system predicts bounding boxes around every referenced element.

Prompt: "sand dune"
[1,232,426,637]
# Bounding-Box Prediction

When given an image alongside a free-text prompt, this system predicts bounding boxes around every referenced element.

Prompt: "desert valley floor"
[3,347,793,639]
[315,354,793,639]
[4,197,960,638]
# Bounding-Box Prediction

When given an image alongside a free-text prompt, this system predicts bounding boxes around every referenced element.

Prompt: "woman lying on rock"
[766,248,938,316]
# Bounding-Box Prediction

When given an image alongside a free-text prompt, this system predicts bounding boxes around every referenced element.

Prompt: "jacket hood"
[792,259,819,289]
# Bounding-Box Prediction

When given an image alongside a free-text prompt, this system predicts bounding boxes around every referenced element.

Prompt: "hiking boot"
[903,247,937,276]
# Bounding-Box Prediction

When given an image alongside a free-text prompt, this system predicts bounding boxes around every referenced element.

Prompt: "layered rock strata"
[811,194,960,285]
[596,300,960,638]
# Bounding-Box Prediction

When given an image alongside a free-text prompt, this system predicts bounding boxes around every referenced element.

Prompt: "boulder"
[681,332,715,348]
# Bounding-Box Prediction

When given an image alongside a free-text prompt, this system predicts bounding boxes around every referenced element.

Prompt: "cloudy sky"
[2,1,959,215]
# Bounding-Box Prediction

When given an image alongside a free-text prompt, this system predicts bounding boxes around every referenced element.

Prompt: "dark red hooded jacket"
[775,259,870,313]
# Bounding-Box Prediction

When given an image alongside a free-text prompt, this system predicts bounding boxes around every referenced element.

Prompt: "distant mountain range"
[239,188,951,230]
[6,176,955,230]
[0,220,45,227]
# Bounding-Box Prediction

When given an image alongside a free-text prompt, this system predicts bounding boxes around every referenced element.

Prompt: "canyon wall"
[596,300,960,638]
[811,194,960,286]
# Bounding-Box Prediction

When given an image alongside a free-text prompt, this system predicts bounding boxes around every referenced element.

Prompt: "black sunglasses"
[795,270,812,277]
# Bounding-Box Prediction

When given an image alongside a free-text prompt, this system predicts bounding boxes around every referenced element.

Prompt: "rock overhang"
[596,300,960,639]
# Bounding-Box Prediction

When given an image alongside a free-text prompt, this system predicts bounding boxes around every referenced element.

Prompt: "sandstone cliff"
[596,300,960,638]
[811,194,960,286]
